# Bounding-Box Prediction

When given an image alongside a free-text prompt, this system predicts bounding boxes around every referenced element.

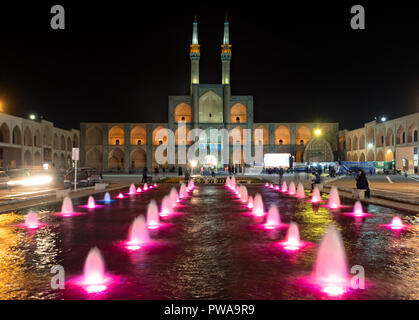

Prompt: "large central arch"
[302,138,334,162]
[199,91,223,123]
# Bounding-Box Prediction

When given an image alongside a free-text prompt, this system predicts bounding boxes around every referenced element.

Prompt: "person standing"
[142,167,148,183]
[356,169,370,198]
[311,171,321,191]
[279,167,284,184]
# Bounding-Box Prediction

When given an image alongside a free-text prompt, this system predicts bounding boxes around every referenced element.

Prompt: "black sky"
[0,1,418,130]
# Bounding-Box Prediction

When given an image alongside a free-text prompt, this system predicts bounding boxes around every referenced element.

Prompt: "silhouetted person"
[311,172,321,191]
[142,167,148,183]
[178,166,183,176]
[279,167,284,184]
[356,169,370,198]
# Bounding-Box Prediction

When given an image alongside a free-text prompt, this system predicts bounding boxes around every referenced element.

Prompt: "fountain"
[247,196,254,209]
[296,183,306,198]
[169,187,179,207]
[187,180,195,191]
[240,186,248,203]
[265,182,269,187]
[136,187,142,193]
[179,183,188,199]
[80,247,110,293]
[270,184,274,189]
[288,182,296,195]
[382,216,409,231]
[146,200,160,229]
[310,187,321,203]
[125,216,150,250]
[312,224,349,296]
[143,183,148,191]
[61,196,74,214]
[264,204,282,229]
[344,201,371,218]
[87,196,96,209]
[116,193,125,199]
[281,182,288,193]
[281,222,304,250]
[23,211,43,229]
[160,195,172,217]
[103,192,112,202]
[328,187,341,209]
[252,193,265,217]
[128,184,137,195]
[154,183,158,188]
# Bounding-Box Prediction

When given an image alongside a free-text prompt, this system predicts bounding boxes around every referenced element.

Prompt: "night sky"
[0,2,418,131]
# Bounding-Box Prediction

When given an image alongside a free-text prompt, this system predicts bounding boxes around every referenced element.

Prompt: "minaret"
[190,16,200,92]
[190,16,200,126]
[221,16,232,123]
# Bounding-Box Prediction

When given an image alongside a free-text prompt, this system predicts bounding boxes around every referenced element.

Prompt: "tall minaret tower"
[190,16,200,126]
[190,16,200,93]
[221,16,232,123]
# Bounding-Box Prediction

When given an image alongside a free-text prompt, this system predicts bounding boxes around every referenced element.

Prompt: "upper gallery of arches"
[199,90,223,123]
[108,125,125,145]
[174,103,192,123]
[230,103,247,124]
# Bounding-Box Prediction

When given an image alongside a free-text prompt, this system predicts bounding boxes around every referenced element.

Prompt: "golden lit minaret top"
[190,16,200,89]
[221,16,232,85]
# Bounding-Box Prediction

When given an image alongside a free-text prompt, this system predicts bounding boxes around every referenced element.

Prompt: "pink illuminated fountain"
[310,187,321,203]
[265,182,269,187]
[143,183,148,191]
[240,186,248,203]
[275,185,280,191]
[269,184,274,189]
[160,195,172,217]
[312,224,349,296]
[288,182,296,195]
[382,216,409,231]
[87,196,97,209]
[79,247,111,293]
[296,183,306,198]
[281,182,288,193]
[56,196,83,217]
[252,193,265,217]
[278,222,307,251]
[169,187,179,207]
[327,186,341,209]
[146,200,160,229]
[179,183,188,199]
[247,196,254,209]
[136,187,142,193]
[264,204,283,229]
[344,201,372,218]
[125,216,150,250]
[116,193,125,199]
[187,179,195,191]
[153,183,158,188]
[19,211,45,229]
[128,184,137,195]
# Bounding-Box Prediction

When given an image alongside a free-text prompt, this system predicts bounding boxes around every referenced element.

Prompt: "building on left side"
[0,112,80,169]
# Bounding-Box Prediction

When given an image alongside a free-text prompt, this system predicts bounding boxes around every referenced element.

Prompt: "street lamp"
[29,114,36,120]
[367,143,373,149]
[314,129,322,136]
[381,117,387,122]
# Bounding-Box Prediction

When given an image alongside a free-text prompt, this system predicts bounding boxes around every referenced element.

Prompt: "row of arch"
[347,150,394,162]
[87,125,314,147]
[347,123,418,151]
[174,103,249,124]
[19,150,72,169]
[0,122,78,150]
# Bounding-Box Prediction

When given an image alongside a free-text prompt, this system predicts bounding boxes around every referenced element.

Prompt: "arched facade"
[296,126,311,145]
[174,103,192,123]
[199,91,223,123]
[12,126,22,145]
[24,127,32,146]
[108,148,124,169]
[130,148,147,169]
[109,126,125,145]
[86,126,103,145]
[230,103,247,123]
[302,138,334,162]
[0,123,10,143]
[86,147,103,169]
[254,125,269,145]
[152,126,169,145]
[275,125,290,145]
[130,125,147,145]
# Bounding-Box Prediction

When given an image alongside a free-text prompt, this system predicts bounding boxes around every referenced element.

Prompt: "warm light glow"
[315,129,322,136]
[367,143,373,149]
[190,159,198,168]
[43,163,49,170]
[7,175,52,186]
[29,114,36,120]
